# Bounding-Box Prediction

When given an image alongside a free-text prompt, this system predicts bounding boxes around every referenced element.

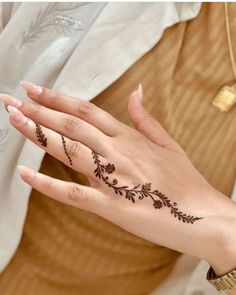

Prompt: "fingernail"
[7,105,27,124]
[20,81,43,95]
[18,165,37,179]
[137,83,143,100]
[0,93,22,108]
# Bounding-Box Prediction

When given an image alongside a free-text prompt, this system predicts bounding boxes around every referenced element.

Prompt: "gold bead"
[212,84,236,112]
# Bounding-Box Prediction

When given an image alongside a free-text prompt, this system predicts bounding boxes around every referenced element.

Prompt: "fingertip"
[17,165,37,180]
[129,84,143,106]
[0,93,22,108]
[7,106,28,125]
[20,81,43,96]
[7,105,18,113]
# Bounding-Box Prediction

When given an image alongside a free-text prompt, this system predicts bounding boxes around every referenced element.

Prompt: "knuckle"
[135,114,153,130]
[133,119,140,129]
[147,116,156,126]
[44,176,53,189]
[30,103,43,117]
[132,114,141,127]
[67,184,87,202]
[134,117,144,131]
[121,149,133,159]
[67,140,81,157]
[77,100,95,115]
[63,116,81,132]
[46,89,59,101]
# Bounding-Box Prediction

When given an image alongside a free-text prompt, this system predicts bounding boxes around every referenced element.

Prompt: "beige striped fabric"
[0,3,236,295]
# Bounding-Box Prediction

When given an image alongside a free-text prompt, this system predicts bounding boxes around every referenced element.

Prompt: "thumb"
[128,84,183,152]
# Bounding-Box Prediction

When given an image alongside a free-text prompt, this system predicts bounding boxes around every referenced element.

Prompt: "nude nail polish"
[18,165,37,179]
[20,81,43,95]
[0,94,22,108]
[7,105,27,124]
[137,83,143,100]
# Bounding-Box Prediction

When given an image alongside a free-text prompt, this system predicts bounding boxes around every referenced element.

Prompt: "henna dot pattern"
[35,122,47,147]
[92,151,203,224]
[61,135,73,166]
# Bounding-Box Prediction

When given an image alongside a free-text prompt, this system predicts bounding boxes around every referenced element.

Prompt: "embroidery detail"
[19,3,85,48]
[54,14,83,31]
[92,151,203,224]
[35,122,47,147]
[61,135,73,166]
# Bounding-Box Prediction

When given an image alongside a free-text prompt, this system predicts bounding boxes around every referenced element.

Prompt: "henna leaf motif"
[133,184,140,190]
[126,191,135,203]
[35,122,47,147]
[91,151,203,224]
[94,167,101,179]
[142,183,151,191]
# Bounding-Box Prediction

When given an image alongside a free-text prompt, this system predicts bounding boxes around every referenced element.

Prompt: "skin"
[0,81,236,293]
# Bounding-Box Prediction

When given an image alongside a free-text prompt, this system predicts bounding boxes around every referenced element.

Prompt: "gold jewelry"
[212,2,236,112]
[207,266,236,294]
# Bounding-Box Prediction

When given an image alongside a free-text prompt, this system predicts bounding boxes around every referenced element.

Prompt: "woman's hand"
[1,82,236,271]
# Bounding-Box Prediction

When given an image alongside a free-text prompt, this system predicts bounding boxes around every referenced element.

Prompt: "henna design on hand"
[35,122,47,147]
[92,151,203,224]
[61,135,73,166]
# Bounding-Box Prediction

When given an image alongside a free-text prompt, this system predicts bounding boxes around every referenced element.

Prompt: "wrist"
[189,188,236,275]
[203,201,236,275]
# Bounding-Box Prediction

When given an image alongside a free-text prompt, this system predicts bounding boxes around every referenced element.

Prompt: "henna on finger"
[61,135,73,166]
[35,122,47,147]
[34,123,73,166]
[91,151,203,224]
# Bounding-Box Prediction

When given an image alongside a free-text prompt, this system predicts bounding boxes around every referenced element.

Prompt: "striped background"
[0,3,235,295]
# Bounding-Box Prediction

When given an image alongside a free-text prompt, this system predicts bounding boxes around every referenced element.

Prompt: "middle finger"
[1,94,109,156]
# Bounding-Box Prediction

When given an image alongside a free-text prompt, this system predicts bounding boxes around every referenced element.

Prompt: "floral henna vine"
[92,151,203,224]
[35,122,47,147]
[61,135,73,166]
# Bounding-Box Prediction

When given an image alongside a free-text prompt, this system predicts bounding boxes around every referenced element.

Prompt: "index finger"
[20,81,124,136]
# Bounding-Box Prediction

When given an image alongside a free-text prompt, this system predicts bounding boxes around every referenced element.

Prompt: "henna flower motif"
[105,163,115,174]
[91,151,203,224]
[153,200,163,209]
